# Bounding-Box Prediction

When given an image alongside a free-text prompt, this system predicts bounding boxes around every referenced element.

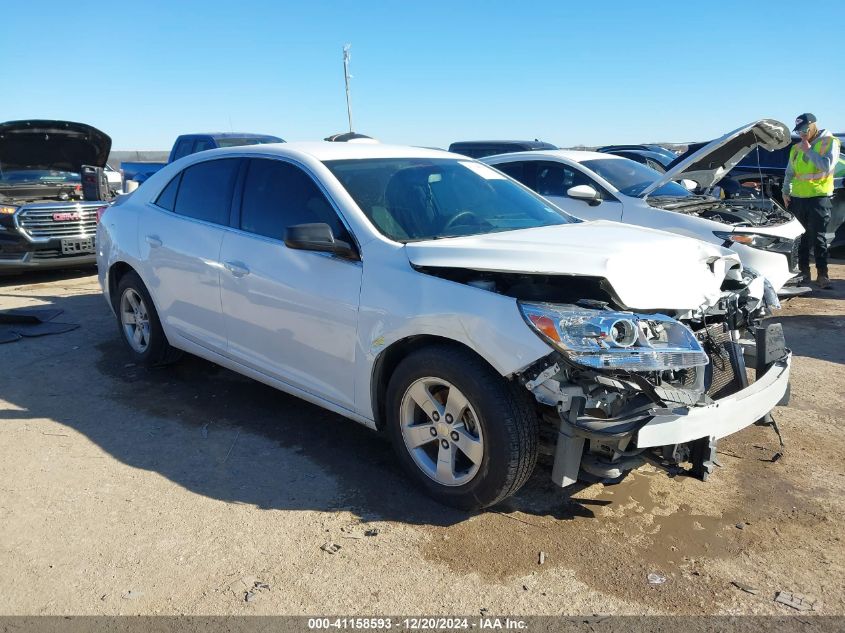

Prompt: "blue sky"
[5,0,844,150]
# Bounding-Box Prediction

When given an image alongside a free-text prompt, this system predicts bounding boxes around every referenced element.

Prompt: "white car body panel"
[218,229,362,409]
[137,206,228,354]
[484,148,804,293]
[96,142,789,475]
[404,221,740,311]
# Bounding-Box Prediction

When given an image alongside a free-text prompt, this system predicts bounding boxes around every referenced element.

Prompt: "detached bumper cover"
[636,351,791,448]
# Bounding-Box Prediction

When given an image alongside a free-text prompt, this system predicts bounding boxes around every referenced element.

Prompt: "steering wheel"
[442,211,491,233]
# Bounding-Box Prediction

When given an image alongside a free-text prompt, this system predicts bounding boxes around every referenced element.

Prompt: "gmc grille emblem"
[52,212,82,221]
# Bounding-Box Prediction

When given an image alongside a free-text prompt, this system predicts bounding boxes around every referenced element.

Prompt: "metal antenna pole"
[343,44,353,133]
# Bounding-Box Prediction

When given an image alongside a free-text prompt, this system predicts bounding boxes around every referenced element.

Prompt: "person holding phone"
[782,113,841,289]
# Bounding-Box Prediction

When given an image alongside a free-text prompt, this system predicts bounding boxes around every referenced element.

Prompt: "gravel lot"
[1,264,843,615]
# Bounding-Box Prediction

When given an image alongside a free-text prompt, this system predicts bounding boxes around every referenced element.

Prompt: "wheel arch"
[107,261,137,311]
[370,334,506,433]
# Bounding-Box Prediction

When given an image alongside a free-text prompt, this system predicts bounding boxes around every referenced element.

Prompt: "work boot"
[799,266,811,282]
[816,273,832,290]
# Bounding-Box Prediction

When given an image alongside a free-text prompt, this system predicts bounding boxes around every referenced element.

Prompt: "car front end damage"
[516,271,790,487]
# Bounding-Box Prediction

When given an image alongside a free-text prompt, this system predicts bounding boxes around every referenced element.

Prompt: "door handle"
[223,261,250,277]
[145,235,162,248]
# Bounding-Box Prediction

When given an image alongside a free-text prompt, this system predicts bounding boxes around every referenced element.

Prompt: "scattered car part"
[0,307,79,343]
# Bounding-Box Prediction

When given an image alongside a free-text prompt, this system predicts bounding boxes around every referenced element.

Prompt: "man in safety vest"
[782,113,840,289]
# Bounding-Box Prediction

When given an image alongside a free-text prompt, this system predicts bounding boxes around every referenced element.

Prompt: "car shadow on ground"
[0,267,96,288]
[1,286,606,528]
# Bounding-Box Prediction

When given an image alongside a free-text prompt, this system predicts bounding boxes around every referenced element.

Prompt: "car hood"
[0,120,111,173]
[405,221,740,311]
[642,119,791,197]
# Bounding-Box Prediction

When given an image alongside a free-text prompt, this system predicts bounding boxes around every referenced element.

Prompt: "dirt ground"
[0,263,843,616]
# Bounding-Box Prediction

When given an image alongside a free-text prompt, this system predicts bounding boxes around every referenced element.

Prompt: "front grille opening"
[18,205,99,239]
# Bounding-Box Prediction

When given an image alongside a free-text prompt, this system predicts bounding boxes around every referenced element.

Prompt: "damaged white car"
[97,142,791,509]
[483,120,806,295]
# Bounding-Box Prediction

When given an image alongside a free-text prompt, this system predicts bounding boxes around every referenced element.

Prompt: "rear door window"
[172,159,240,225]
[155,174,181,211]
[239,159,349,242]
[494,161,532,187]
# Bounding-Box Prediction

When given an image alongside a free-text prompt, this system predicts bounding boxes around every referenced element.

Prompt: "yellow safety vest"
[789,135,840,197]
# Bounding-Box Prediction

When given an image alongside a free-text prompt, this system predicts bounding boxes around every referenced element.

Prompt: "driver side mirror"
[567,184,601,206]
[284,223,357,259]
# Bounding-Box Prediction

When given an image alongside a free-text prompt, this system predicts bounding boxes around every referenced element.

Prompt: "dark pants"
[792,195,832,276]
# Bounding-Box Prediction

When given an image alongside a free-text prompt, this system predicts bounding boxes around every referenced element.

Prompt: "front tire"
[114,271,182,366]
[386,344,538,510]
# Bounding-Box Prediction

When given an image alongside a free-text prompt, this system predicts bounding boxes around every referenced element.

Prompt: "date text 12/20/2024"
[307,618,528,630]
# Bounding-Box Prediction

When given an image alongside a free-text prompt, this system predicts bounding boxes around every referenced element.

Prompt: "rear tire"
[386,344,538,510]
[114,271,182,367]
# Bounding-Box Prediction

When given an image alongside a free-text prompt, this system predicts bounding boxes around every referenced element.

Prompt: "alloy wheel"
[120,288,151,353]
[399,377,484,486]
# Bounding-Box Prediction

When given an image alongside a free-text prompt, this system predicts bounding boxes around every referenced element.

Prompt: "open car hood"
[0,120,112,172]
[405,221,740,311]
[642,119,790,197]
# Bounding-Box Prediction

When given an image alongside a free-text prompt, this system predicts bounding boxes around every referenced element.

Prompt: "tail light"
[96,205,110,222]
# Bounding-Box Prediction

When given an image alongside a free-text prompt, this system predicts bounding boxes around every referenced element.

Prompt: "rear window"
[155,174,181,210]
[172,159,240,225]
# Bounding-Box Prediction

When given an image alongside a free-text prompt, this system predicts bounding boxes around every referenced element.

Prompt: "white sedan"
[484,120,806,295]
[97,142,790,509]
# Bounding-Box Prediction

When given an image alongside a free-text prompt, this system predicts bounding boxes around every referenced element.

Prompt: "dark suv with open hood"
[0,120,115,272]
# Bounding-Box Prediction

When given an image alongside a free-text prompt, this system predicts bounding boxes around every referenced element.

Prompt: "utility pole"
[343,44,353,133]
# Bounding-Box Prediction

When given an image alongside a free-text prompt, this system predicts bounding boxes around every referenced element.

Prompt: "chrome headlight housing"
[519,302,709,371]
[714,231,793,253]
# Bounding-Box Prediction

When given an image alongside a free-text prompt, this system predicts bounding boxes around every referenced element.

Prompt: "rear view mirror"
[567,184,601,205]
[284,223,356,259]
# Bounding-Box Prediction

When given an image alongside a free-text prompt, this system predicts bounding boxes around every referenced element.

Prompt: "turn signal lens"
[527,313,561,342]
[0,206,17,215]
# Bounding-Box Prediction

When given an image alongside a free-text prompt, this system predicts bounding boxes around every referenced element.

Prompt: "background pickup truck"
[0,119,116,272]
[120,132,284,184]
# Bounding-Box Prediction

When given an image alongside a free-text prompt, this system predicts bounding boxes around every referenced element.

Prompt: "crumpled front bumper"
[636,351,791,448]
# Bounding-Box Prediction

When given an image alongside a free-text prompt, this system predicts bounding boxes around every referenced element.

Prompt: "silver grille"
[17,204,100,240]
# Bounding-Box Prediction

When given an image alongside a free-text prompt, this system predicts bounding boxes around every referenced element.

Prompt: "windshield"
[324,158,576,242]
[0,169,80,186]
[215,136,283,148]
[581,158,691,198]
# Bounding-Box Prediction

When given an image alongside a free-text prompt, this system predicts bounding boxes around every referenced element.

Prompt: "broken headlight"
[519,302,709,371]
[714,231,782,251]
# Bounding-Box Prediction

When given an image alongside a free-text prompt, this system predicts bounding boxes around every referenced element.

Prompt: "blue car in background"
[121,132,284,184]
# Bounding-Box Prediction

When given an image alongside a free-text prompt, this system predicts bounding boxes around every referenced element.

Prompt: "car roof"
[486,149,621,163]
[204,141,458,162]
[178,132,281,139]
[449,140,557,150]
